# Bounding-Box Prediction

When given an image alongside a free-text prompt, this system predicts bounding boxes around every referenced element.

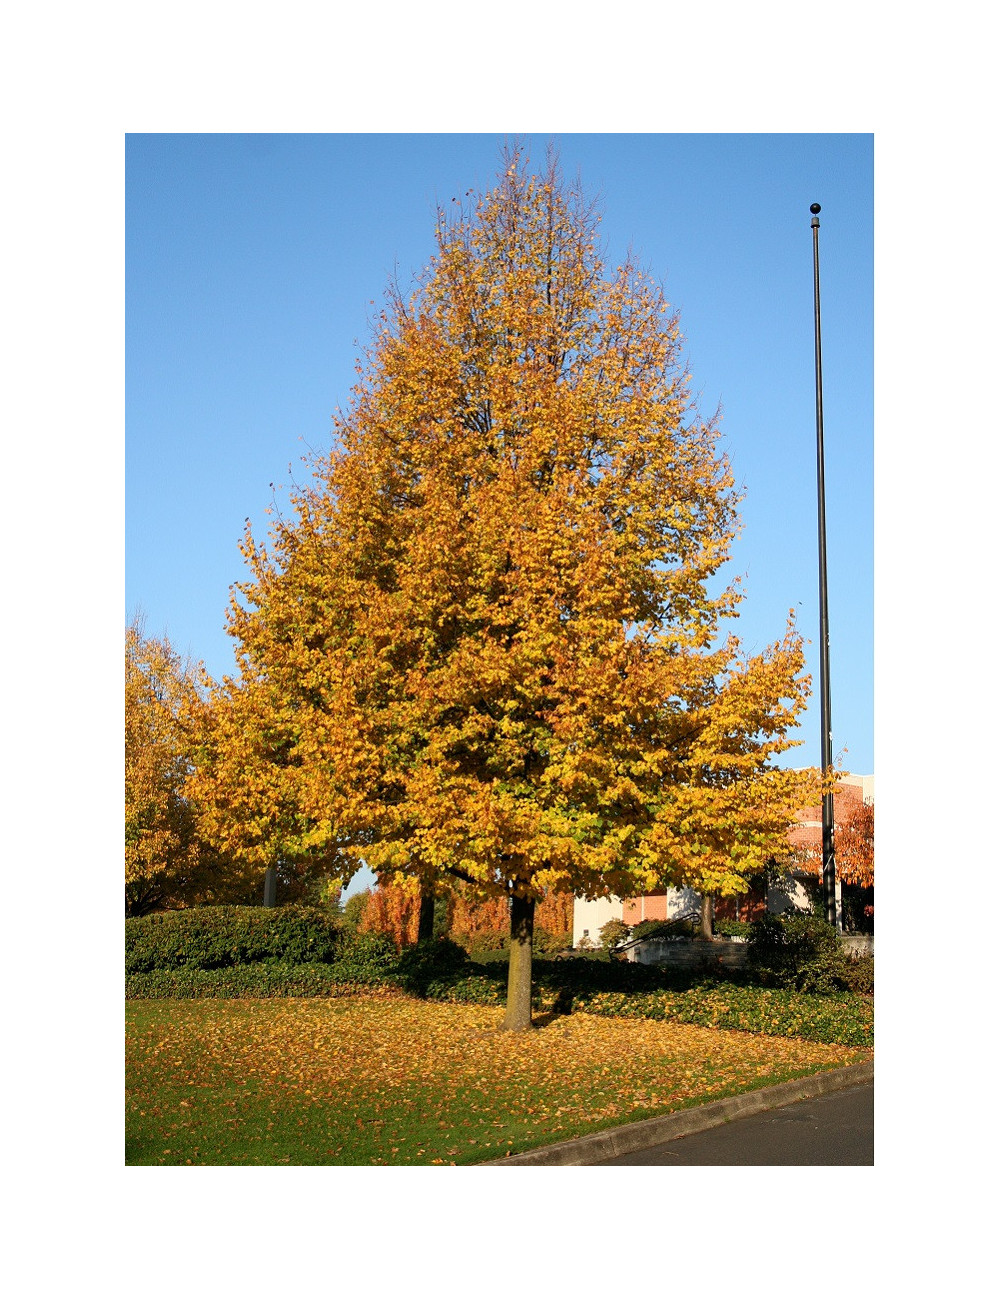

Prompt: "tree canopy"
[191,148,818,1026]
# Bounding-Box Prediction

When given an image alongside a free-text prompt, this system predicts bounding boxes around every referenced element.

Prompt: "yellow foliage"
[189,146,816,924]
[126,619,266,913]
[125,620,208,913]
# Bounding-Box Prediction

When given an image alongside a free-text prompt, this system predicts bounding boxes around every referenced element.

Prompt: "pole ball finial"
[810,203,822,214]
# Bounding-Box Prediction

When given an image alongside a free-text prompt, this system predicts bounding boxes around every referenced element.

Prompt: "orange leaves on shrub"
[836,800,874,888]
[448,891,509,944]
[792,784,875,889]
[358,883,573,950]
[359,877,425,948]
[446,887,573,950]
[536,890,574,935]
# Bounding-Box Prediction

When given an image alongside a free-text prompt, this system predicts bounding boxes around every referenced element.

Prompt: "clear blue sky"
[126,132,873,783]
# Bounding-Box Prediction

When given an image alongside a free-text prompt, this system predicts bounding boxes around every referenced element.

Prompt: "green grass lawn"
[126,995,871,1165]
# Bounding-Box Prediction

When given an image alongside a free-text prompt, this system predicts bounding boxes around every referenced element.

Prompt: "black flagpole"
[810,202,837,927]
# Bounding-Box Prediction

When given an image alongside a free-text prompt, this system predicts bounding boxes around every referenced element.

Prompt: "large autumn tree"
[192,148,817,1028]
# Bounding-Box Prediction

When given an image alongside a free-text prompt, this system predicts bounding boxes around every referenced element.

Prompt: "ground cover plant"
[126,996,870,1166]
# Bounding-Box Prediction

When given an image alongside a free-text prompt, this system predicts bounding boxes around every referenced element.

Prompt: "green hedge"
[328,930,401,983]
[127,963,350,999]
[124,914,873,1047]
[125,905,343,974]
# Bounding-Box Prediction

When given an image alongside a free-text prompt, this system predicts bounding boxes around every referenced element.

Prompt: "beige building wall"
[572,895,623,947]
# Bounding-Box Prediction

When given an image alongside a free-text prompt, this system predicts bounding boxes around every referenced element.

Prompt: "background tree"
[190,147,818,1028]
[357,876,426,948]
[446,891,510,953]
[340,889,372,931]
[442,886,573,954]
[792,789,874,892]
[126,620,201,914]
[835,798,874,888]
[125,620,257,914]
[599,917,632,952]
[126,619,312,913]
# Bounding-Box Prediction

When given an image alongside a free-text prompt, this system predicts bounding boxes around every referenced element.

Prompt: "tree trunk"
[502,893,535,1031]
[417,888,435,944]
[697,892,714,941]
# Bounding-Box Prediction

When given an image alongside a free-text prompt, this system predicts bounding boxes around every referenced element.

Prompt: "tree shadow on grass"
[531,988,575,1028]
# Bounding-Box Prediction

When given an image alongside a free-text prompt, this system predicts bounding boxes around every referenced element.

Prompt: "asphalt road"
[590,1082,873,1165]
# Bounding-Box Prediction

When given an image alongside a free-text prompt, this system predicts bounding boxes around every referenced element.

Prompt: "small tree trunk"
[417,888,435,944]
[502,893,535,1032]
[697,893,714,941]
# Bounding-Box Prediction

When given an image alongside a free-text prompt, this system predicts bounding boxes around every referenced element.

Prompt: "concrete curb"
[478,1060,874,1166]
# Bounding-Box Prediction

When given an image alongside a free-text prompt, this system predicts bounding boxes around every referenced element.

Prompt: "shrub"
[629,918,695,943]
[458,928,509,960]
[393,937,471,996]
[533,926,572,956]
[839,953,875,996]
[328,930,400,984]
[125,905,342,974]
[452,923,571,959]
[570,982,873,1046]
[423,968,508,1006]
[714,919,752,938]
[468,949,509,965]
[745,912,871,995]
[357,878,425,947]
[598,918,632,951]
[125,936,873,1046]
[125,926,415,995]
